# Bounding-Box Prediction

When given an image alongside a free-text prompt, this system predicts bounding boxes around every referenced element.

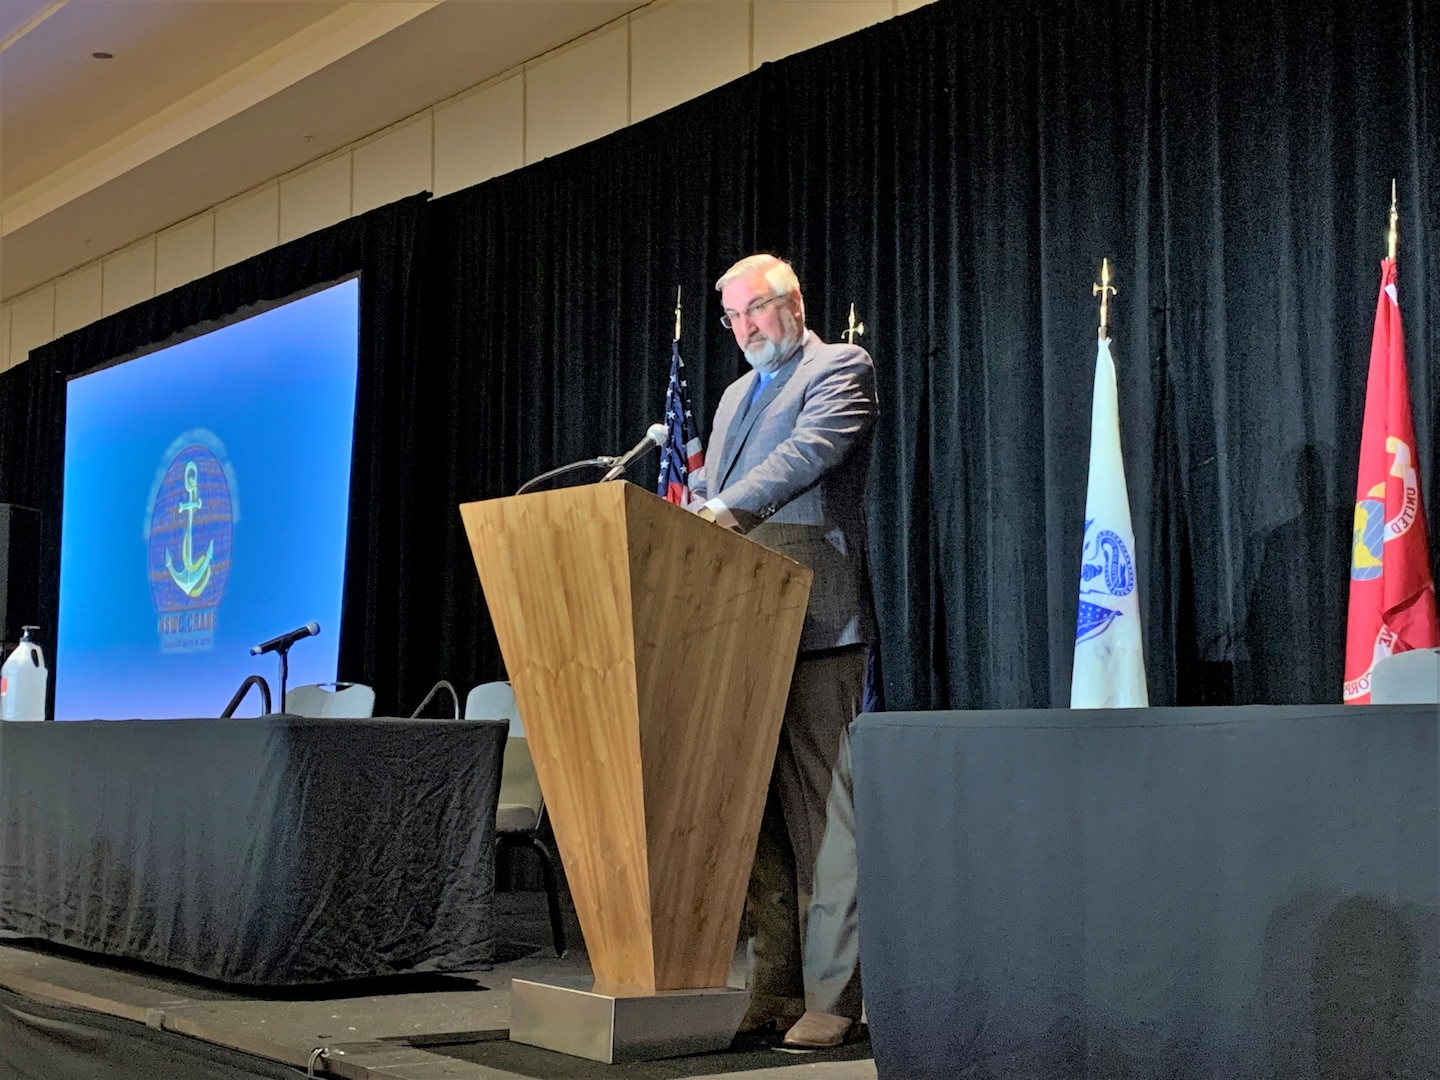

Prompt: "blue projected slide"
[56,279,360,720]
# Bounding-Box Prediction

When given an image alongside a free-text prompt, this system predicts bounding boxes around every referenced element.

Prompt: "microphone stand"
[275,642,297,713]
[516,425,663,495]
[516,456,617,496]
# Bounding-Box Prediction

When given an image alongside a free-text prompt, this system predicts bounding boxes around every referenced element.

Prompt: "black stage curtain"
[0,197,428,716]
[0,1,1436,715]
[416,81,760,703]
[418,0,1439,711]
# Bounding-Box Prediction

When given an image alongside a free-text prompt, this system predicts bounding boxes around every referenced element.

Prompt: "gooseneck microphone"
[250,622,320,657]
[599,422,668,483]
[514,422,669,495]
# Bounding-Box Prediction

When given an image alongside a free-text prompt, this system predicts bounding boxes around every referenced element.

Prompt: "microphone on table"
[599,422,668,483]
[250,622,320,657]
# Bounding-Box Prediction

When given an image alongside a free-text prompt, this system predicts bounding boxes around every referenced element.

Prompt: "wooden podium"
[459,482,812,1061]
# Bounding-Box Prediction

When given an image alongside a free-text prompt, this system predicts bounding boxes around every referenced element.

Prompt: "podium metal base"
[508,976,749,1063]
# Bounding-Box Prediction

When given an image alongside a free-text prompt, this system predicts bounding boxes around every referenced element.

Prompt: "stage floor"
[0,891,874,1080]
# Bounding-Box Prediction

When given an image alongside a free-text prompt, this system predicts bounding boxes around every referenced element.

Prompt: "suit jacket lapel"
[711,372,752,490]
[716,341,807,490]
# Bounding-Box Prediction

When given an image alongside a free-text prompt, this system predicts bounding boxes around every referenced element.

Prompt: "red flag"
[1343,257,1439,703]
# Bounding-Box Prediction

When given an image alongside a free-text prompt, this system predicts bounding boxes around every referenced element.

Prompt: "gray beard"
[743,334,794,373]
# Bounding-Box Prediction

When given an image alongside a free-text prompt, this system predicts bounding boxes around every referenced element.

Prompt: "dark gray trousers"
[746,645,864,1020]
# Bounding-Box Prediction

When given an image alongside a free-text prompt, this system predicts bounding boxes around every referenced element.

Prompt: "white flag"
[1070,337,1148,708]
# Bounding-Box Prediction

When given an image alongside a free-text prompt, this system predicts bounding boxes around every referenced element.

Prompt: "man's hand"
[695,505,718,524]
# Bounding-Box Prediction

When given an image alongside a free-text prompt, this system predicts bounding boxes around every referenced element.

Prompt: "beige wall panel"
[434,76,524,196]
[0,303,11,371]
[156,216,215,296]
[353,117,432,215]
[102,242,157,317]
[753,0,893,65]
[525,25,629,164]
[281,156,353,243]
[215,186,280,271]
[8,0,915,310]
[631,1,750,123]
[9,287,55,364]
[55,264,103,337]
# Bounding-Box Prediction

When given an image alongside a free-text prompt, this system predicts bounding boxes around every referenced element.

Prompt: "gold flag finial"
[1387,179,1398,260]
[843,302,866,345]
[1092,258,1116,340]
[674,286,683,342]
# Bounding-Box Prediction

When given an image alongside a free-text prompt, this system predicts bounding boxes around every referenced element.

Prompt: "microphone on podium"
[250,622,320,657]
[599,422,667,483]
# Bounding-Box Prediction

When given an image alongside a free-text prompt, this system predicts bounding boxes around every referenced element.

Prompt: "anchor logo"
[165,460,214,598]
[147,436,234,654]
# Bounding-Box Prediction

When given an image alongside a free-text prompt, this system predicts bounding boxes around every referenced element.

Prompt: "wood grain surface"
[460,483,810,990]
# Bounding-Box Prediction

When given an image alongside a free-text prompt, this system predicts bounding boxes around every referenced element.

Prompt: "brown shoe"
[736,993,805,1035]
[781,1009,856,1049]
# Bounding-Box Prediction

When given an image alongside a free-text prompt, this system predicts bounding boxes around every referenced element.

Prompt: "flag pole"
[1387,179,1398,260]
[674,286,683,342]
[1092,258,1115,340]
[843,303,866,345]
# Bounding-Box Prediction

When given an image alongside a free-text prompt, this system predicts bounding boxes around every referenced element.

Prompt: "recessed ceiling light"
[92,51,113,59]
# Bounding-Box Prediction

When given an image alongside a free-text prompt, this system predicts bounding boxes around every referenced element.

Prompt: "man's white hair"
[715,254,801,297]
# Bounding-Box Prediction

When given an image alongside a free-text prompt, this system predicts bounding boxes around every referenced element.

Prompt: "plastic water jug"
[1,626,48,722]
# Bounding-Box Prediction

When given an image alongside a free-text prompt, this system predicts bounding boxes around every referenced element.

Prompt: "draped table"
[852,704,1440,1078]
[0,715,507,985]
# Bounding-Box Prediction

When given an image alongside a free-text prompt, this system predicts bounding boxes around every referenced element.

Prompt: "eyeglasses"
[720,294,787,329]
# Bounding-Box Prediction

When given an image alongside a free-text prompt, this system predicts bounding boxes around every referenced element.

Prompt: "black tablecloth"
[0,716,507,985]
[852,705,1440,1079]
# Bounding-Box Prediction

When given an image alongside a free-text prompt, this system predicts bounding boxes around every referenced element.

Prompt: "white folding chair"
[1370,648,1440,704]
[284,682,376,718]
[466,681,565,956]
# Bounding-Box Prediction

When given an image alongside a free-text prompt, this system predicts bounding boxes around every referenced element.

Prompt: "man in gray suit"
[693,254,874,1049]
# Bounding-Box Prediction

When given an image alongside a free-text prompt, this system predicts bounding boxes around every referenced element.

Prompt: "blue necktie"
[738,372,770,427]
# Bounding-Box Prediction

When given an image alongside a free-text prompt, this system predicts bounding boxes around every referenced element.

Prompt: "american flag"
[656,340,705,505]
